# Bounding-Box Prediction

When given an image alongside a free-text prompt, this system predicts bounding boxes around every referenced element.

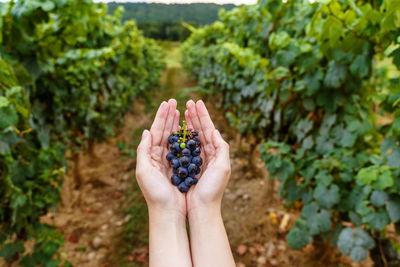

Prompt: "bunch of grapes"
[166,121,202,193]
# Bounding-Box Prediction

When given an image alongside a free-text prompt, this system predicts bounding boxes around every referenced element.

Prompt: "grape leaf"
[386,197,400,223]
[314,184,340,208]
[370,190,389,207]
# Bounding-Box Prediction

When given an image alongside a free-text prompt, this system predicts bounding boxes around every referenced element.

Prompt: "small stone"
[242,194,249,200]
[87,252,96,260]
[101,224,108,231]
[257,256,267,264]
[115,220,123,226]
[236,245,247,256]
[92,237,102,249]
[269,259,278,266]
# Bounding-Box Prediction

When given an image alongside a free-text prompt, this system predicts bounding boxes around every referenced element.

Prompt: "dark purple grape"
[192,156,202,166]
[178,182,189,193]
[195,167,201,175]
[182,148,191,156]
[166,152,175,162]
[177,167,188,178]
[192,131,199,137]
[180,156,191,167]
[171,175,181,186]
[171,158,180,168]
[188,163,198,174]
[184,177,195,186]
[168,135,179,144]
[187,139,196,150]
[173,168,178,174]
[193,178,199,184]
[192,147,200,156]
[171,142,181,153]
[192,137,201,146]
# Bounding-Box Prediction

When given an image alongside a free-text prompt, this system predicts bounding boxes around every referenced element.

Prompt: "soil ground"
[31,41,394,267]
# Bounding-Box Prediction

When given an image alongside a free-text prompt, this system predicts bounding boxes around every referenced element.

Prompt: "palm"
[184,100,231,211]
[136,100,186,215]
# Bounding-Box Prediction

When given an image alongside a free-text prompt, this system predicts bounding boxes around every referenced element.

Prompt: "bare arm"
[185,100,235,267]
[136,100,192,267]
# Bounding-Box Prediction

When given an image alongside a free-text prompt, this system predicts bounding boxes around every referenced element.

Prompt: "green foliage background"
[182,0,400,262]
[0,0,164,265]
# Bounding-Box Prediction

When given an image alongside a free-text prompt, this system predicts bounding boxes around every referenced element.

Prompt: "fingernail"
[142,130,149,140]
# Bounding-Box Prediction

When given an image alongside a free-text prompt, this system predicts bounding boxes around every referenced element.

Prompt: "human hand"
[135,99,187,217]
[184,100,231,213]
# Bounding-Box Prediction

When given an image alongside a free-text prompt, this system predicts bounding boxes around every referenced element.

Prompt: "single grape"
[177,167,188,178]
[192,131,199,137]
[184,177,194,186]
[171,174,181,186]
[182,148,191,156]
[168,135,179,144]
[195,167,201,175]
[180,156,191,167]
[192,156,203,166]
[192,147,201,156]
[166,152,175,162]
[180,142,186,149]
[187,139,196,150]
[171,158,180,168]
[188,163,198,174]
[171,142,181,153]
[192,137,201,146]
[192,178,199,184]
[178,182,190,193]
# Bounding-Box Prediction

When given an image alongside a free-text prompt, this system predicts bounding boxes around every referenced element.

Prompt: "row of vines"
[182,0,400,264]
[0,0,164,265]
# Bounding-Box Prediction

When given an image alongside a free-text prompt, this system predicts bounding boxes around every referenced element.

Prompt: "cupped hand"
[184,100,231,212]
[135,99,187,216]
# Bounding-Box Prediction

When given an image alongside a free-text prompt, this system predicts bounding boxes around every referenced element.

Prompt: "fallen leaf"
[269,212,278,225]
[67,234,78,243]
[279,214,290,233]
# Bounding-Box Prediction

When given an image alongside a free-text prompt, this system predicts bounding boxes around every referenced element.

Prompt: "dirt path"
[45,42,374,267]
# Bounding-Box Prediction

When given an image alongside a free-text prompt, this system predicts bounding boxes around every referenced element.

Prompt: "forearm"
[149,208,192,267]
[188,205,235,267]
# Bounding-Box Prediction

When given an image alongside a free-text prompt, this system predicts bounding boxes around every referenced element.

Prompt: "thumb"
[212,129,230,163]
[136,129,152,169]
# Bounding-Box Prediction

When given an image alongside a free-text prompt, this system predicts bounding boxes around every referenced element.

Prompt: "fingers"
[185,110,193,130]
[150,101,169,146]
[196,100,215,145]
[172,110,180,132]
[212,129,230,167]
[186,100,207,145]
[161,99,178,147]
[136,130,152,175]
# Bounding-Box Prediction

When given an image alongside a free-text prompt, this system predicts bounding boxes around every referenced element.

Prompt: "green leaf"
[357,168,378,185]
[324,61,347,88]
[0,108,18,129]
[372,169,393,190]
[350,246,368,262]
[286,220,312,250]
[0,241,25,260]
[337,228,354,255]
[0,96,9,108]
[364,208,390,230]
[387,149,400,168]
[370,191,389,207]
[386,197,400,223]
[314,184,340,208]
[350,54,369,78]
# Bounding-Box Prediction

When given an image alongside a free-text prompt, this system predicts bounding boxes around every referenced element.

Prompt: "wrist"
[188,203,222,224]
[148,206,186,224]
